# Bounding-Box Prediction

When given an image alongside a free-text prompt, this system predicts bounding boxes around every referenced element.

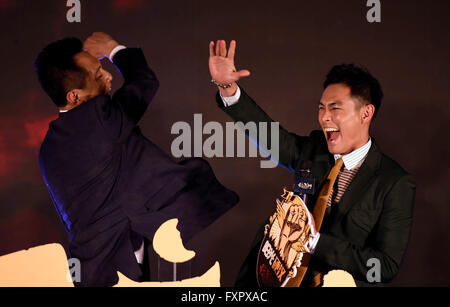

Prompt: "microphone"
[294,160,315,204]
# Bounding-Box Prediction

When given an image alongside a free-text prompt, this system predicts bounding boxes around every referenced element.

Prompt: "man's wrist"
[219,83,238,97]
[220,84,241,107]
[108,45,127,61]
[105,39,119,53]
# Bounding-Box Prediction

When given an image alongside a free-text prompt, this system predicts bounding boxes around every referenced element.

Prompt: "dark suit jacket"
[39,48,238,287]
[216,87,416,287]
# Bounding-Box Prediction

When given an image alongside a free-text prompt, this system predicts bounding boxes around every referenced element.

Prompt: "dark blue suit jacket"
[39,48,238,286]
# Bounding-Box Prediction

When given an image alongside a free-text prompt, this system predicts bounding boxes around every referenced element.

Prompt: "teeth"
[325,128,339,132]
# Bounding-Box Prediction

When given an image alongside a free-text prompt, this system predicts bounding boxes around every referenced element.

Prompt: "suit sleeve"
[313,174,416,283]
[98,48,160,142]
[216,87,320,171]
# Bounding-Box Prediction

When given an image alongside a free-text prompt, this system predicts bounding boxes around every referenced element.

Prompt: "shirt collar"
[334,138,372,170]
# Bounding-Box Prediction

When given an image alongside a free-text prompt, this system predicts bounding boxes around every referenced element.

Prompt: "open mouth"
[324,127,341,144]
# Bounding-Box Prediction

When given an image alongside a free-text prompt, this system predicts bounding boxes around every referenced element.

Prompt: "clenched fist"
[83,32,119,59]
[286,205,307,230]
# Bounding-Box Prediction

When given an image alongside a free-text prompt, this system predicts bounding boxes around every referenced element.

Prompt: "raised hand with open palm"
[208,40,251,96]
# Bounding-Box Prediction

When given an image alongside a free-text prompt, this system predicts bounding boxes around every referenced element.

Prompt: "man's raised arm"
[209,40,319,171]
[84,32,159,140]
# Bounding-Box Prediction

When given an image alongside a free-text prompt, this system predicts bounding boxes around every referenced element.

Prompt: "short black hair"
[324,64,383,117]
[35,38,88,107]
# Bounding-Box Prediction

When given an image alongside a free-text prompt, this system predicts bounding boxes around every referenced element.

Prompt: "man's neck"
[334,138,372,170]
[58,96,91,113]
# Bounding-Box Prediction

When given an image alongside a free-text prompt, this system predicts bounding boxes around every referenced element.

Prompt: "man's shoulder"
[375,148,416,187]
[50,95,113,130]
[39,95,116,161]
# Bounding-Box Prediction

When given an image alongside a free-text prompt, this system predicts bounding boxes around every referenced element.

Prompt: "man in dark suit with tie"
[35,33,238,287]
[208,40,416,286]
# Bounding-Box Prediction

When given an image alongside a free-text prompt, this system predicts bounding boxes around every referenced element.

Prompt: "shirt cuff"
[108,45,127,62]
[220,86,241,107]
[134,240,145,264]
[307,232,321,255]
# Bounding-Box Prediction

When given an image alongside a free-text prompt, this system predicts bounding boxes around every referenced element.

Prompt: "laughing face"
[73,51,113,99]
[318,83,373,155]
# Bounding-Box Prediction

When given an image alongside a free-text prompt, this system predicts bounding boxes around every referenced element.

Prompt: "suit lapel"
[312,154,334,187]
[306,153,334,211]
[335,140,382,220]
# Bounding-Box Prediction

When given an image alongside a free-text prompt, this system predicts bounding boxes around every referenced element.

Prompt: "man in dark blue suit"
[35,33,238,286]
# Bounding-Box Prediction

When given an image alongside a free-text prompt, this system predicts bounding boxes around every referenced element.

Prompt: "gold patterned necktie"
[285,158,344,287]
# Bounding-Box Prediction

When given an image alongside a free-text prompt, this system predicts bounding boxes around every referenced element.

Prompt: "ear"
[66,90,81,106]
[361,104,375,123]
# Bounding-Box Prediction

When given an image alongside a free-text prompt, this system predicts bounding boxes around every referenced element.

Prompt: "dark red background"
[0,0,449,286]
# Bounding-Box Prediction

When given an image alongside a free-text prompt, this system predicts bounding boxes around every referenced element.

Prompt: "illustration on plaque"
[257,188,317,287]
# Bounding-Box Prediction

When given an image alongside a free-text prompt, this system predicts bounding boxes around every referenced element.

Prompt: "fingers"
[211,40,236,58]
[292,206,299,224]
[227,40,236,59]
[84,32,118,59]
[215,40,220,57]
[85,32,101,44]
[294,210,302,226]
[231,70,251,82]
[288,206,297,224]
[235,69,251,78]
[90,32,112,40]
[286,205,306,229]
[209,41,215,57]
[219,40,227,57]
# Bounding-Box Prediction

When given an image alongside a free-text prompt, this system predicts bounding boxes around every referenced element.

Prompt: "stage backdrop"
[0,0,449,286]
